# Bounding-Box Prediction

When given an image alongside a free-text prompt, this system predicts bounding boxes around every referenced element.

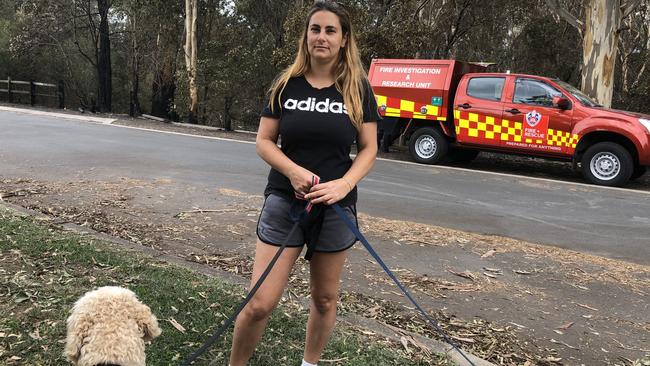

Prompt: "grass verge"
[0,207,449,365]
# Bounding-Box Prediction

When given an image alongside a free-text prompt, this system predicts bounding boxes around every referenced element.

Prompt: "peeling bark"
[184,0,199,123]
[581,0,620,107]
[548,0,642,108]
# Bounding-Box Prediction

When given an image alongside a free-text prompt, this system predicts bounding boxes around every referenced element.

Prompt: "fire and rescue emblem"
[525,110,542,127]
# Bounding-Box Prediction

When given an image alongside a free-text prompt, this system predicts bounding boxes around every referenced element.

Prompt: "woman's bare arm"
[256,116,317,196]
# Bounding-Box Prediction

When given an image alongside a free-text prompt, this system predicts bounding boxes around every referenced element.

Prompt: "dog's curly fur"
[64,286,162,366]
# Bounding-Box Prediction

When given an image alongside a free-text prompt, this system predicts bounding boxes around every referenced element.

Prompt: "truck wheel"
[408,127,448,164]
[581,142,633,186]
[447,148,479,164]
[630,165,647,181]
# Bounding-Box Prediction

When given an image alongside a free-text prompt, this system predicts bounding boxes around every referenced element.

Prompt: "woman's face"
[306,10,347,64]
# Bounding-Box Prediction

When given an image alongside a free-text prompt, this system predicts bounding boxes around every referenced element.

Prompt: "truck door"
[454,76,506,147]
[501,78,575,155]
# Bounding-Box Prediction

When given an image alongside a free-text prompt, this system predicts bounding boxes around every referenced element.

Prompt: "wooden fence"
[0,77,65,108]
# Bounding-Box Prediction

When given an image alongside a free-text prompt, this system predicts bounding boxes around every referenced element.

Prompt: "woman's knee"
[311,293,338,315]
[241,299,276,322]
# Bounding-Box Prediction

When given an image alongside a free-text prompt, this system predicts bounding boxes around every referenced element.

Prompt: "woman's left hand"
[304,178,353,205]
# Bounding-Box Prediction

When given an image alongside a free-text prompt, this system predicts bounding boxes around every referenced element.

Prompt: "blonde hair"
[268,1,368,130]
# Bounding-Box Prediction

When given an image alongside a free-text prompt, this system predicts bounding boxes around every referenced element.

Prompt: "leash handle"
[304,175,319,213]
[331,204,477,366]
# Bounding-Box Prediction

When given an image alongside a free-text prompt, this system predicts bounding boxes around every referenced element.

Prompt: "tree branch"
[631,60,648,89]
[621,0,642,19]
[445,0,473,56]
[618,0,642,33]
[71,0,97,67]
[75,40,97,67]
[47,33,89,107]
[544,0,583,34]
[413,0,431,20]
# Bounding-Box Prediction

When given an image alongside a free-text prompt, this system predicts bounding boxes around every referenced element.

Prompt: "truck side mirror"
[553,96,571,110]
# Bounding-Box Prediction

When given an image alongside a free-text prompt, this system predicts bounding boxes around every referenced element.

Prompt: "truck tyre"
[409,127,448,164]
[630,165,647,181]
[581,142,633,186]
[447,148,479,164]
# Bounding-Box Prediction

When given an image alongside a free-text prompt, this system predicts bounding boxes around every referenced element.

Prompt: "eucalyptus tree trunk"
[415,0,446,58]
[97,0,112,112]
[546,0,642,108]
[152,21,180,120]
[581,0,620,107]
[184,0,199,123]
[130,9,141,116]
[223,96,233,131]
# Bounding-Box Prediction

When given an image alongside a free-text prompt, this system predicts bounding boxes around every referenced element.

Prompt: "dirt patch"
[359,214,650,296]
[1,177,648,365]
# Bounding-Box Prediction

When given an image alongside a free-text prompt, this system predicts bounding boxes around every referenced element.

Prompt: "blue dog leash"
[180,209,308,365]
[331,203,477,366]
[181,179,476,365]
[181,177,321,365]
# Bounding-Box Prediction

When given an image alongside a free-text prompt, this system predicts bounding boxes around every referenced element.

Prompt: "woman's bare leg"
[303,249,349,364]
[229,240,302,366]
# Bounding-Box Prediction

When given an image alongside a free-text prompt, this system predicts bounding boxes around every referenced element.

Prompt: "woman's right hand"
[289,166,319,199]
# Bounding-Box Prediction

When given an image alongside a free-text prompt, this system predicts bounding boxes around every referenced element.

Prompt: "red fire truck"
[368,59,650,186]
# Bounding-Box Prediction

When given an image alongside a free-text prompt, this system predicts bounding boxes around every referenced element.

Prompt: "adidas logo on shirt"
[284,98,348,114]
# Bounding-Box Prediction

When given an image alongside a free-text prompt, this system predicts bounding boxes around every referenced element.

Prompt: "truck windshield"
[554,80,601,107]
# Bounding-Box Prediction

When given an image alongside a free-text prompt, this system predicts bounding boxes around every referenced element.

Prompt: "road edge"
[0,105,116,124]
[3,103,648,196]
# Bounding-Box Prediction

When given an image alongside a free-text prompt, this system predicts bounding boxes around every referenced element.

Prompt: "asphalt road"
[1,110,649,264]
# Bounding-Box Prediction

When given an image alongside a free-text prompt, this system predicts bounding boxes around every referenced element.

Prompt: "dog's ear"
[136,303,162,342]
[64,309,91,363]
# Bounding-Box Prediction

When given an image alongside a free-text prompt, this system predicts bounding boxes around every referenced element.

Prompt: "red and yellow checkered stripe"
[454,110,580,151]
[546,128,579,149]
[454,110,523,143]
[375,95,446,121]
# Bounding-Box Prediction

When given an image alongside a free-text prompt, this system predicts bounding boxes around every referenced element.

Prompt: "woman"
[229,2,379,365]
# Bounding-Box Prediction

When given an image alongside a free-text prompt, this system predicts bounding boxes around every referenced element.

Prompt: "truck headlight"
[640,118,650,133]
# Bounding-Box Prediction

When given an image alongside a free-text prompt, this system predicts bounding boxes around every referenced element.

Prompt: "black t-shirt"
[261,75,380,206]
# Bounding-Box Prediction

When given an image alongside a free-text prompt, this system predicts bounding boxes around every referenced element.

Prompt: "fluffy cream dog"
[64,286,162,366]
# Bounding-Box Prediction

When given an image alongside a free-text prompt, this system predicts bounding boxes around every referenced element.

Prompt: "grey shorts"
[257,194,358,252]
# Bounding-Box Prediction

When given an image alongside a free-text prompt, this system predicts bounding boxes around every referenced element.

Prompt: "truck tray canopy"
[368,59,484,121]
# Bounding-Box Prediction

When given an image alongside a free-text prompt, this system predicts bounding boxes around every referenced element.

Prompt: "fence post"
[30,80,36,106]
[58,80,65,109]
[7,76,13,103]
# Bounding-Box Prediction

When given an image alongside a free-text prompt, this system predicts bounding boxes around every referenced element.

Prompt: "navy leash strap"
[180,179,476,365]
[180,219,302,366]
[182,177,320,365]
[332,203,477,366]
